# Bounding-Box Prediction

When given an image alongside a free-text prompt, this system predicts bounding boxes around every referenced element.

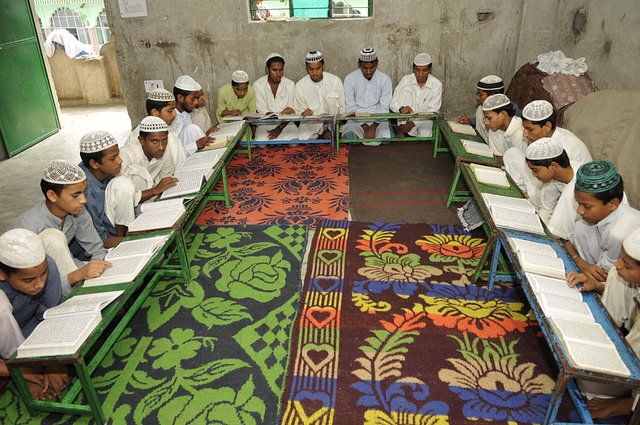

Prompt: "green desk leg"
[472,230,496,284]
[246,127,252,161]
[335,122,341,155]
[433,124,449,158]
[176,229,192,285]
[220,165,230,208]
[445,167,472,208]
[7,368,40,419]
[74,360,106,425]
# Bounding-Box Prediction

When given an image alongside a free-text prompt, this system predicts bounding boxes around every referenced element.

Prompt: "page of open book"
[140,198,185,213]
[518,251,566,277]
[447,121,476,136]
[180,148,225,170]
[526,273,582,301]
[107,235,169,260]
[129,205,185,229]
[463,140,493,157]
[482,193,537,213]
[160,172,205,200]
[508,238,558,258]
[551,317,615,347]
[20,315,98,349]
[490,206,544,234]
[474,169,509,187]
[538,292,595,322]
[565,339,631,377]
[43,290,124,319]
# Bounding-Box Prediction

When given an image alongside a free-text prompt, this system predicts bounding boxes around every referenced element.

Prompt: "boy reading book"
[190,88,213,134]
[0,229,68,400]
[566,228,640,420]
[172,75,218,155]
[9,161,111,297]
[564,160,640,282]
[525,138,581,239]
[216,70,257,124]
[481,94,528,166]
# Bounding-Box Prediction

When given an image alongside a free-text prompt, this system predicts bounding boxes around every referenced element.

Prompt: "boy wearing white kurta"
[172,75,217,155]
[390,53,442,138]
[482,94,528,164]
[294,51,345,140]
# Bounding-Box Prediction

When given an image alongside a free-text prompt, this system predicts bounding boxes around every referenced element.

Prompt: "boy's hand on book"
[457,116,471,124]
[399,106,414,114]
[83,260,113,280]
[302,108,314,117]
[206,126,220,136]
[575,259,608,283]
[155,177,179,195]
[196,136,216,149]
[566,270,604,294]
[281,107,296,115]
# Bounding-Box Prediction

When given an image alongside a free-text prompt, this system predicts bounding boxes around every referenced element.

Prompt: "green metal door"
[0,0,60,157]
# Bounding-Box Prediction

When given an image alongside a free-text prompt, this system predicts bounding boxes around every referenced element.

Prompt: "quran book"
[180,148,226,171]
[550,317,631,377]
[481,193,544,234]
[277,113,302,119]
[508,237,558,258]
[526,272,582,301]
[470,164,509,188]
[355,112,371,117]
[517,250,566,279]
[159,168,211,200]
[342,110,356,118]
[462,140,494,158]
[447,121,477,136]
[537,292,595,323]
[16,291,123,358]
[83,235,170,287]
[129,200,186,231]
[203,122,244,150]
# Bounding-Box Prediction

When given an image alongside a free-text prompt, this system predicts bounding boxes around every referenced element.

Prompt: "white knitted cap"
[306,50,323,63]
[139,116,169,132]
[523,100,554,121]
[623,228,640,262]
[43,160,86,184]
[174,75,201,91]
[79,131,118,153]
[0,229,46,269]
[148,88,175,101]
[414,53,432,66]
[525,137,563,160]
[359,47,377,62]
[231,70,249,83]
[482,94,511,111]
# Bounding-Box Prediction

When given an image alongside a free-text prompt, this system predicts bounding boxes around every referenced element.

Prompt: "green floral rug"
[0,224,308,424]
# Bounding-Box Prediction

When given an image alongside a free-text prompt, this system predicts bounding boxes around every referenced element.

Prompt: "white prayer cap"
[413,53,432,66]
[266,53,284,64]
[482,94,511,111]
[79,131,118,154]
[231,70,249,83]
[477,75,504,91]
[43,160,86,184]
[522,100,554,121]
[359,47,377,62]
[623,228,640,262]
[0,229,46,269]
[174,75,201,91]
[306,50,323,63]
[148,88,175,102]
[139,116,169,132]
[525,137,563,160]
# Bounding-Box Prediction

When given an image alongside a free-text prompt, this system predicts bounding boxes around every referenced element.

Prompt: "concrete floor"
[0,104,132,231]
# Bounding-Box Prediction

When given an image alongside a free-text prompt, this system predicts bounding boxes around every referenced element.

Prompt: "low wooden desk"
[334,112,441,154]
[243,115,335,153]
[498,229,640,425]
[435,119,500,208]
[6,230,182,424]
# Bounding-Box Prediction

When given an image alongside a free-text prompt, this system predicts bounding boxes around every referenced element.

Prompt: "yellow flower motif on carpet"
[416,234,485,264]
[364,409,450,425]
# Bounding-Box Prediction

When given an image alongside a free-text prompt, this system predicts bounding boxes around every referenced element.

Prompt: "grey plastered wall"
[103,0,526,128]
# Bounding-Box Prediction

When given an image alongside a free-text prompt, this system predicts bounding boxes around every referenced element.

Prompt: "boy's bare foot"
[587,397,633,419]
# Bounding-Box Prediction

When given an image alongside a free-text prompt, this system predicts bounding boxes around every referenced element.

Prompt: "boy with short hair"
[216,70,257,123]
[127,88,187,171]
[9,161,111,298]
[482,94,528,165]
[0,228,68,400]
[565,160,640,281]
[119,116,179,201]
[525,138,581,239]
[79,131,139,248]
[172,75,217,155]
[190,89,213,132]
[390,52,442,138]
[567,228,640,420]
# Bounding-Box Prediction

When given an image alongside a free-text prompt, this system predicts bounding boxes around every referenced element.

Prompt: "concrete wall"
[103,0,526,127]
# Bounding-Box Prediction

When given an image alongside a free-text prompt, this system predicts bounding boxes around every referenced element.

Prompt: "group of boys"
[459,73,640,419]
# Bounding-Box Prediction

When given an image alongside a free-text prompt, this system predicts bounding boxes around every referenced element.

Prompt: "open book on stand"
[83,234,170,287]
[160,148,226,200]
[16,290,124,358]
[462,139,494,158]
[128,198,188,232]
[447,121,477,136]
[524,272,594,324]
[481,193,545,234]
[470,164,508,187]
[508,237,565,278]
[203,121,244,150]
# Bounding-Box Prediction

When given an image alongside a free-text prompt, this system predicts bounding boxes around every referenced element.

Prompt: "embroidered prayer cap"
[0,229,46,269]
[266,52,283,65]
[359,47,377,62]
[139,116,169,133]
[148,88,175,102]
[231,70,249,83]
[305,50,323,63]
[174,75,201,91]
[477,75,504,91]
[43,160,86,184]
[413,53,432,66]
[79,130,118,154]
[523,100,554,121]
[576,160,621,193]
[525,137,563,160]
[482,93,511,111]
[623,228,640,262]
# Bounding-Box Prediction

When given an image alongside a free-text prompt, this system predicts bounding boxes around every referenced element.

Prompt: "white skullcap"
[413,53,432,66]
[79,131,118,154]
[525,137,563,160]
[623,228,640,262]
[0,229,46,269]
[231,70,249,83]
[266,53,283,64]
[139,116,169,132]
[174,75,201,91]
[523,100,554,121]
[482,94,511,111]
[359,47,377,62]
[148,88,175,102]
[43,160,86,184]
[477,75,504,90]
[306,50,323,63]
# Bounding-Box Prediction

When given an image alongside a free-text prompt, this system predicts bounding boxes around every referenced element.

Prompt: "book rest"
[498,230,640,425]
[5,230,185,424]
[242,115,335,153]
[334,112,442,154]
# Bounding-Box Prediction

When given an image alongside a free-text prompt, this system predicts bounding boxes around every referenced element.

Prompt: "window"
[250,0,372,21]
[50,7,89,44]
[95,9,111,45]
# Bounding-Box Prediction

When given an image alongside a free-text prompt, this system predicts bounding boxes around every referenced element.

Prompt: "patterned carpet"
[281,220,568,425]
[196,144,350,228]
[0,224,308,425]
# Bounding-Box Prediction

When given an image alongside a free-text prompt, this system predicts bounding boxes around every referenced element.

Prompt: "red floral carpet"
[196,144,349,228]
[281,220,573,425]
